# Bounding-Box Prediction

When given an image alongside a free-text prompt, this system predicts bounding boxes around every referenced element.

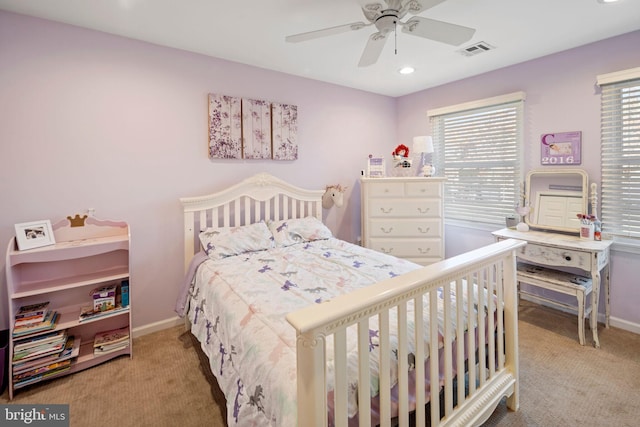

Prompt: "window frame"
[597,67,640,248]
[427,92,525,227]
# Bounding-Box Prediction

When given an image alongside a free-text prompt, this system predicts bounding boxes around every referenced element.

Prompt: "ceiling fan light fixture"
[399,66,415,75]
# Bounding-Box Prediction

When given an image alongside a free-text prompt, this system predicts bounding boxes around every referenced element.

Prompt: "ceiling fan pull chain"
[394,19,398,55]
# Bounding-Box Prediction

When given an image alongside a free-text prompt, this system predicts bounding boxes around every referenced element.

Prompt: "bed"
[176,172,524,427]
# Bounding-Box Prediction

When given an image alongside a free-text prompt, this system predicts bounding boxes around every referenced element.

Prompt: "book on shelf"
[13,359,72,382]
[94,326,130,356]
[12,334,67,364]
[16,301,50,318]
[79,304,128,322]
[13,336,81,375]
[14,301,51,326]
[12,332,68,362]
[13,330,66,352]
[12,311,59,337]
[13,363,72,389]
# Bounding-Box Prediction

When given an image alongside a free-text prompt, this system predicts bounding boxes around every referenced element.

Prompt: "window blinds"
[428,94,524,225]
[599,70,640,238]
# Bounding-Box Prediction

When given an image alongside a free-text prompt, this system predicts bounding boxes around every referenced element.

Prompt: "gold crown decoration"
[67,214,88,227]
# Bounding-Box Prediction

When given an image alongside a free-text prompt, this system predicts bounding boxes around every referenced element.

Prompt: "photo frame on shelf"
[367,155,385,178]
[14,220,56,251]
[540,131,582,165]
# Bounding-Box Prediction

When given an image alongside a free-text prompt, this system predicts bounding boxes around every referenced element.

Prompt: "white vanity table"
[492,227,612,347]
[494,168,612,348]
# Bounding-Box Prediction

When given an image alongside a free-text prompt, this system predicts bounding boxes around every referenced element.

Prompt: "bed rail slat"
[488,267,496,377]
[334,328,348,427]
[357,319,371,427]
[455,279,465,408]
[414,295,426,427]
[378,310,391,427]
[397,303,409,426]
[429,288,440,425]
[466,273,477,396]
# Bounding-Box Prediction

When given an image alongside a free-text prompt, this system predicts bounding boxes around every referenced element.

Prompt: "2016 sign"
[540,131,581,165]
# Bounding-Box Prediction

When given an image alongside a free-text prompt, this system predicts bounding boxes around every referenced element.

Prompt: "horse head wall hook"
[322,184,347,209]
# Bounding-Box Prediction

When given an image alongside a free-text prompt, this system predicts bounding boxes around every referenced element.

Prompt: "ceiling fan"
[285,0,476,67]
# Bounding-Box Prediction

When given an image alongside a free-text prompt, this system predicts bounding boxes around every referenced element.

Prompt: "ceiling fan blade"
[286,22,370,43]
[400,0,447,16]
[358,32,389,67]
[401,16,475,46]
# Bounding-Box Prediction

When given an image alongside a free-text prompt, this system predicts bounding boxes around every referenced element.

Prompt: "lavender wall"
[397,30,640,332]
[0,11,396,331]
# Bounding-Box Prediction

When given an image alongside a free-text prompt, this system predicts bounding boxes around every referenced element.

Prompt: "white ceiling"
[2,0,640,97]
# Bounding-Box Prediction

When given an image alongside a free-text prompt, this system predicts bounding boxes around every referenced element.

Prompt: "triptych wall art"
[208,93,298,160]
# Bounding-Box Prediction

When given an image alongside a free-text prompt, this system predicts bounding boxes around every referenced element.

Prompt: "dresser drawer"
[368,238,443,259]
[369,199,442,218]
[405,181,441,197]
[368,182,405,197]
[369,218,441,238]
[517,243,591,270]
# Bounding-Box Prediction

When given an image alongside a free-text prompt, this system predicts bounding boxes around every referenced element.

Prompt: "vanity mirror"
[524,168,589,233]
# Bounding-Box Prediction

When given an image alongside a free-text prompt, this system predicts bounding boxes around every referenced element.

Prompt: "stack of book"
[79,304,129,323]
[13,302,59,337]
[93,326,130,356]
[12,334,81,389]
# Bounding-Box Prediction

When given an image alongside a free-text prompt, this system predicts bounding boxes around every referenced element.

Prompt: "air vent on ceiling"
[458,41,495,57]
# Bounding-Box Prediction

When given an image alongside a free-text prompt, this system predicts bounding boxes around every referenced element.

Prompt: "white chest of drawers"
[361,177,446,266]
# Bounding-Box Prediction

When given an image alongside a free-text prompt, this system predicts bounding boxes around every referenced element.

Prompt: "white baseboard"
[609,317,640,335]
[520,294,640,335]
[131,316,185,338]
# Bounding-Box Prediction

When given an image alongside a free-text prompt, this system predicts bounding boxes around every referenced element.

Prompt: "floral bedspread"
[185,238,489,426]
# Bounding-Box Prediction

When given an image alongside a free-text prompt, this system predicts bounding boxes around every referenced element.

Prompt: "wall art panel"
[272,103,298,160]
[208,94,242,159]
[242,98,272,159]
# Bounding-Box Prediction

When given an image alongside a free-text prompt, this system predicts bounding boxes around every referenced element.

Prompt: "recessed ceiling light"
[399,66,415,75]
[598,0,620,3]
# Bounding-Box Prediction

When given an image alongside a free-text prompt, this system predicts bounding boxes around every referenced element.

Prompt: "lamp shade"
[412,136,434,154]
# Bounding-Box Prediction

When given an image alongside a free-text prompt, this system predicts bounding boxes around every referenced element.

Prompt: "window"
[428,92,525,225]
[597,68,640,239]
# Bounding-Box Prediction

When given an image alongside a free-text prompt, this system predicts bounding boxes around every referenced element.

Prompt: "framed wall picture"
[14,220,56,251]
[540,131,582,165]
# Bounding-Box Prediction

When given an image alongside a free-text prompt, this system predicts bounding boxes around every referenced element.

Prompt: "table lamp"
[412,136,435,177]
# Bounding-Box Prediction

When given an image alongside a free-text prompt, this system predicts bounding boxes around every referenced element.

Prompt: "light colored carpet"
[2,300,640,426]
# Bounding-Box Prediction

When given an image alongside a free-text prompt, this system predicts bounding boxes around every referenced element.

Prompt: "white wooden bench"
[517,262,593,345]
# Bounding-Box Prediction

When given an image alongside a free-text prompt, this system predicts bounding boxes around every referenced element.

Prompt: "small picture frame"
[14,220,56,251]
[367,155,385,178]
[540,131,582,165]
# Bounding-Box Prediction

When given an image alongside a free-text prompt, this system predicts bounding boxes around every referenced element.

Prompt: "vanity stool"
[516,263,592,345]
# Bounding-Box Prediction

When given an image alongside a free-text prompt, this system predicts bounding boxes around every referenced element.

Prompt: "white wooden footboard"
[287,238,525,427]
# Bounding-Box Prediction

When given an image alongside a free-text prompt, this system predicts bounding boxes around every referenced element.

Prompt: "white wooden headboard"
[180,173,324,271]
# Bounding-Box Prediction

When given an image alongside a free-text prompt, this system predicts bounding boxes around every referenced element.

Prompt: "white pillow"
[199,221,274,260]
[267,216,333,247]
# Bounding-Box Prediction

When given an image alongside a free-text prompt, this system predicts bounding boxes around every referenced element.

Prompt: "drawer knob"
[418,248,431,254]
[380,227,393,234]
[564,255,572,261]
[418,227,430,234]
[380,207,393,214]
[380,247,393,254]
[418,207,430,214]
